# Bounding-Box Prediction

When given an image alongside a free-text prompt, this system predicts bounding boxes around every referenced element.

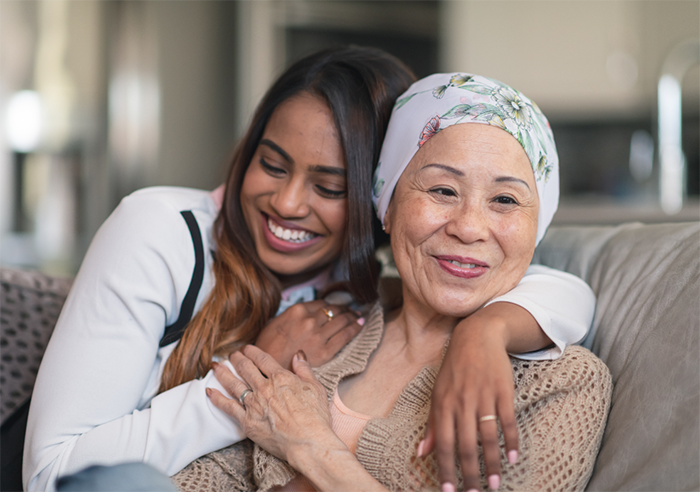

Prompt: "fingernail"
[441,483,455,492]
[508,449,518,464]
[211,361,219,370]
[466,489,479,492]
[416,439,425,457]
[295,350,307,362]
[205,388,212,397]
[488,474,500,490]
[357,317,365,326]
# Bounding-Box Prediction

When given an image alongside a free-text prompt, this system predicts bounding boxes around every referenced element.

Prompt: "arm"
[425,265,596,491]
[24,190,244,492]
[208,346,387,492]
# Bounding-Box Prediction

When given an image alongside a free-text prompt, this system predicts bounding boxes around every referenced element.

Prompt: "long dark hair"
[159,47,415,393]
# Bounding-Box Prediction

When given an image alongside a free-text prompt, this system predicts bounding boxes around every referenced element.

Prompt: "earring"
[382,224,386,231]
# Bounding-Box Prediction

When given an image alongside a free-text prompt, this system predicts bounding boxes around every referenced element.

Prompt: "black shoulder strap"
[160,210,205,347]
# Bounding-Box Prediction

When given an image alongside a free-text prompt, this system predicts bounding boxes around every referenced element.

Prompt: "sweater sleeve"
[23,191,244,492]
[485,264,595,360]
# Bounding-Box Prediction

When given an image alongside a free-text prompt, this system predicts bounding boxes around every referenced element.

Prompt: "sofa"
[1,221,698,491]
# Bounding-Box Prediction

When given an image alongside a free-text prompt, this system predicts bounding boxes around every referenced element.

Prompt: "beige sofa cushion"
[533,222,700,491]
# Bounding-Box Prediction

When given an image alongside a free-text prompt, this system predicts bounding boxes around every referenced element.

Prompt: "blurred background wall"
[1,0,698,275]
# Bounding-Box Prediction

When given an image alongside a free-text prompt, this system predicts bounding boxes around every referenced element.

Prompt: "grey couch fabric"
[533,222,700,491]
[0,268,72,424]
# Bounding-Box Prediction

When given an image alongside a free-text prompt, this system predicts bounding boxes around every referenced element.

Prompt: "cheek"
[495,214,538,264]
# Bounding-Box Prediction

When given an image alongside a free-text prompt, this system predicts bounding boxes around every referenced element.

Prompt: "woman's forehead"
[408,124,533,179]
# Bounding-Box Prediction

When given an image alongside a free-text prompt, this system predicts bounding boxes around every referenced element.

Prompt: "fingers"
[212,361,249,398]
[324,315,363,353]
[206,387,246,421]
[230,350,268,388]
[497,394,519,466]
[477,409,501,490]
[418,411,436,457]
[315,303,353,326]
[433,407,459,492]
[241,345,285,378]
[291,350,317,383]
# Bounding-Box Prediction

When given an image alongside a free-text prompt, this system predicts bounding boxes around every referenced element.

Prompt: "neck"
[383,287,459,364]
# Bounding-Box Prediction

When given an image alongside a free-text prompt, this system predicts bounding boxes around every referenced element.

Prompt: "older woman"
[174,74,612,492]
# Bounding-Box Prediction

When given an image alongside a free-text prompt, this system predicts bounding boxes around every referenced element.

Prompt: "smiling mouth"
[266,216,318,243]
[447,259,479,269]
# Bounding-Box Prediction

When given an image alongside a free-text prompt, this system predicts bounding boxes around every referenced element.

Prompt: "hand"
[208,345,341,464]
[421,304,526,492]
[255,300,364,370]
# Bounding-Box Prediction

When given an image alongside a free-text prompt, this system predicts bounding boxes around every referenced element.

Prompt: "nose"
[444,200,490,244]
[269,177,311,219]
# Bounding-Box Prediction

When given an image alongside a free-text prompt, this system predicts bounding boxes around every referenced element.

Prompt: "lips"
[435,255,489,279]
[260,213,323,253]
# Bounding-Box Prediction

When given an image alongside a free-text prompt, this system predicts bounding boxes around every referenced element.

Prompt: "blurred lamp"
[6,90,43,152]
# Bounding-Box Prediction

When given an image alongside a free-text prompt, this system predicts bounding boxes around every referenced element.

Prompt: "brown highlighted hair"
[159,47,415,392]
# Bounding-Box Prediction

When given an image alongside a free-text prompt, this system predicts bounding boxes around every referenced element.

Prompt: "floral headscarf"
[372,73,559,245]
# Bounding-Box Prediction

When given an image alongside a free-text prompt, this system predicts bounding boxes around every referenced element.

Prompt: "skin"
[244,93,363,367]
[212,124,547,491]
[240,92,349,289]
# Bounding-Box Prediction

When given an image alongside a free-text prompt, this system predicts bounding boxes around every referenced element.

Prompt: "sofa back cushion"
[0,268,72,424]
[533,222,700,491]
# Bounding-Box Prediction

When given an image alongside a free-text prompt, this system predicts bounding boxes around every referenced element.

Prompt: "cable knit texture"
[173,302,612,491]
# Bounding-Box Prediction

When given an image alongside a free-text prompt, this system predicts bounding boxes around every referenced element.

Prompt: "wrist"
[288,437,363,491]
[456,306,511,348]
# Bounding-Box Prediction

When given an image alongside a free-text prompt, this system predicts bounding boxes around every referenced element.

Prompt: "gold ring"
[479,415,498,423]
[323,308,334,321]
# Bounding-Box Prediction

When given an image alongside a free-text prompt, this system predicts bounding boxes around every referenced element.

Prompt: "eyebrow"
[260,139,293,163]
[308,165,346,177]
[495,176,531,190]
[422,163,464,176]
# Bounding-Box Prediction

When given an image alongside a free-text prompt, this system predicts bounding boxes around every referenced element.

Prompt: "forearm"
[289,439,387,492]
[461,301,551,354]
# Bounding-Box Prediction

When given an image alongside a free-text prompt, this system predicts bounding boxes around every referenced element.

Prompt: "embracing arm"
[23,190,243,492]
[426,265,596,491]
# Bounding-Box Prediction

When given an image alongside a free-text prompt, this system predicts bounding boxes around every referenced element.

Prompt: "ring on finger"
[239,389,253,408]
[322,308,334,321]
[479,414,498,423]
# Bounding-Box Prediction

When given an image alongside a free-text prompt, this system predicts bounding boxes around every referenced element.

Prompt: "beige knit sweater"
[173,302,612,492]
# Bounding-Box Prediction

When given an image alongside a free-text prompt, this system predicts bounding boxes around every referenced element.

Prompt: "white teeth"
[448,260,477,269]
[267,218,316,243]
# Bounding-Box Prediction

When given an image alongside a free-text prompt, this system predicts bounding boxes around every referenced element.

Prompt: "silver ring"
[239,389,253,408]
[479,415,498,423]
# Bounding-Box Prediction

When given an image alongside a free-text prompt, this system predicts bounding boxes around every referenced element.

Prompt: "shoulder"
[98,186,218,252]
[512,345,612,410]
[116,186,218,224]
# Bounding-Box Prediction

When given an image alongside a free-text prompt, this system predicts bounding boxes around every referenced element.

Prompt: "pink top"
[273,389,372,491]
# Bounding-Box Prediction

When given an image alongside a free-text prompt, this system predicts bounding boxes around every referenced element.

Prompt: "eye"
[493,195,518,205]
[315,185,346,199]
[430,187,457,197]
[260,157,286,176]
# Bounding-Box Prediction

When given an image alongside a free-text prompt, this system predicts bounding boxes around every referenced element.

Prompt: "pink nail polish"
[466,489,479,492]
[508,449,518,464]
[488,474,500,490]
[357,317,365,326]
[441,483,455,492]
[416,439,425,457]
